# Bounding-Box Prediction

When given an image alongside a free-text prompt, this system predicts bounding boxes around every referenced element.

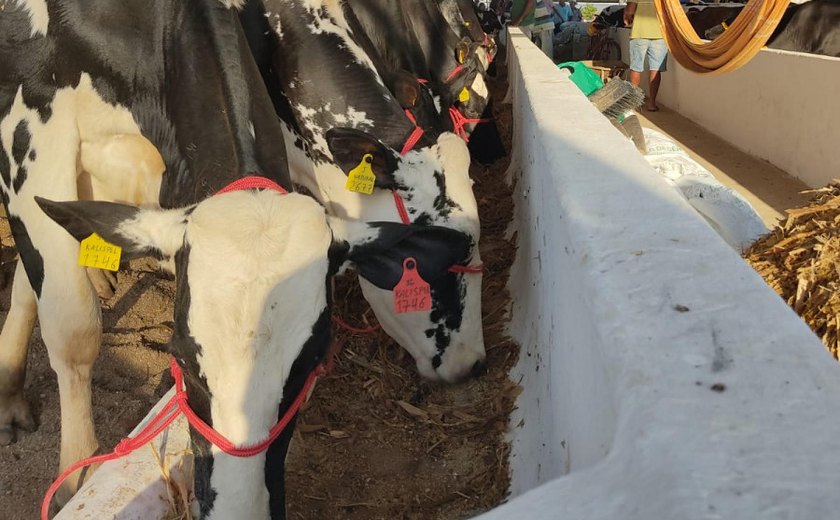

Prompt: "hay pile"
[745,182,840,359]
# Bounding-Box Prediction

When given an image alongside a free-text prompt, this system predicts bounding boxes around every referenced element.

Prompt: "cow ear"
[35,197,189,260]
[325,128,401,189]
[391,70,422,109]
[455,37,472,64]
[330,218,471,290]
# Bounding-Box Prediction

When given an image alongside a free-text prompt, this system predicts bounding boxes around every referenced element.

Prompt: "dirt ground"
[0,61,518,519]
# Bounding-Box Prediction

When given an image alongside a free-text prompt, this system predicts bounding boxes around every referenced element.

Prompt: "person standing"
[569,1,583,21]
[510,0,556,59]
[624,0,669,111]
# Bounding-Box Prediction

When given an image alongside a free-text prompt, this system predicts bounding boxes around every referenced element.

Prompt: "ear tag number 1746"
[78,233,122,272]
[394,257,432,314]
[345,153,376,195]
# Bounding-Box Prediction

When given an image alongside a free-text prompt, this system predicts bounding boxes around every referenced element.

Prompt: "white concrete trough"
[478,29,840,519]
[57,29,840,519]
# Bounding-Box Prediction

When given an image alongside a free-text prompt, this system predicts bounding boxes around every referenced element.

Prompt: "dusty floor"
[0,63,517,519]
[636,106,810,228]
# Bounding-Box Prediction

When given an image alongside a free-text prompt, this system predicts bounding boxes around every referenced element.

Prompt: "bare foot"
[645,103,659,112]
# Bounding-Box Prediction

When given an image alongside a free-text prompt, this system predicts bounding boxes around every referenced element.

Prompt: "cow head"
[447,49,489,120]
[36,190,470,518]
[327,128,486,383]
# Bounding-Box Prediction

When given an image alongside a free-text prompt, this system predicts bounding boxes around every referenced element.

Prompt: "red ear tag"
[393,257,432,314]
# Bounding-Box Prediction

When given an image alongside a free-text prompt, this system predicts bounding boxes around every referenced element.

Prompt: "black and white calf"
[0,0,294,508]
[241,0,487,383]
[37,189,470,519]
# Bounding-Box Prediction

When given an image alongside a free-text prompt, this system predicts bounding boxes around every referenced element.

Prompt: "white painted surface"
[618,28,840,188]
[478,29,840,519]
[55,388,191,520]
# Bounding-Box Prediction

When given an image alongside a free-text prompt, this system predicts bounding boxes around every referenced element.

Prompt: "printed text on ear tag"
[394,257,432,313]
[79,233,122,272]
[459,87,471,103]
[345,153,376,195]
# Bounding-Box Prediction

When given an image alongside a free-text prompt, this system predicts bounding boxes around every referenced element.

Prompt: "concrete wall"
[617,28,840,188]
[478,29,840,519]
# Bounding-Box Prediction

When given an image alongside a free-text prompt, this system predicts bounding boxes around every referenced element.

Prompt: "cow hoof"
[0,393,35,445]
[86,267,118,300]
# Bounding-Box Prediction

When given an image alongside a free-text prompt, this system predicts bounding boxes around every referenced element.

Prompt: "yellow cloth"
[630,0,663,40]
[653,0,790,74]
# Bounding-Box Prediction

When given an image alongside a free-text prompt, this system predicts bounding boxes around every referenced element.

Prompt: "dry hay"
[745,181,840,359]
[285,60,520,520]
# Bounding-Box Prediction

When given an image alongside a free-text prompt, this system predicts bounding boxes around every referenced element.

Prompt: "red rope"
[42,358,321,520]
[331,314,380,334]
[445,64,465,83]
[215,176,288,195]
[449,107,492,142]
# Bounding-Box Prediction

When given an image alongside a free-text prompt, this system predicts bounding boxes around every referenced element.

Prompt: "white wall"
[618,28,840,188]
[479,29,840,519]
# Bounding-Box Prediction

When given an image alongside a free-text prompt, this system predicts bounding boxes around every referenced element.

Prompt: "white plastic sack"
[641,128,768,251]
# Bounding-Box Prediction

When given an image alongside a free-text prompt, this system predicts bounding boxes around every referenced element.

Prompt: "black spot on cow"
[13,165,27,194]
[28,149,36,162]
[0,144,10,188]
[7,214,44,298]
[12,120,31,166]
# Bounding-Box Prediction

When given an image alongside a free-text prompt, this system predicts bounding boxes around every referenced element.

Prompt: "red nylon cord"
[445,64,465,83]
[215,176,288,195]
[331,314,381,334]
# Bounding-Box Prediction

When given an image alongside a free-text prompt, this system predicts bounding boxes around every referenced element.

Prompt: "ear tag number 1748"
[394,257,432,314]
[78,233,122,272]
[346,153,376,195]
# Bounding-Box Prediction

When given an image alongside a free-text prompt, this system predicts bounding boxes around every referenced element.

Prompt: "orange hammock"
[652,0,791,74]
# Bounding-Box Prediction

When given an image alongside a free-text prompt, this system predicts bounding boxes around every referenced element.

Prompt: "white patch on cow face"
[471,72,489,101]
[180,191,332,519]
[218,0,246,10]
[13,0,49,37]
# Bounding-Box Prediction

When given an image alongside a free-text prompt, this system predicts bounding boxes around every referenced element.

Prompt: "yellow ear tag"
[464,21,471,27]
[457,48,467,64]
[345,153,376,195]
[459,87,471,103]
[79,233,122,272]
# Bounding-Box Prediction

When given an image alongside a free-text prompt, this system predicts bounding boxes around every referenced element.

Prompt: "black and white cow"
[339,0,491,124]
[0,0,293,504]
[37,191,470,519]
[0,1,466,517]
[240,0,488,383]
[437,0,489,44]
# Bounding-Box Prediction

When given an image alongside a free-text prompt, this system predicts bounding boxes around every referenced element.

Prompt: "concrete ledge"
[55,388,191,519]
[479,29,840,519]
[617,28,840,188]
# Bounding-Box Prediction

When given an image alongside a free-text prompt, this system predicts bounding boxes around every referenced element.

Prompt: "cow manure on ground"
[0,59,519,519]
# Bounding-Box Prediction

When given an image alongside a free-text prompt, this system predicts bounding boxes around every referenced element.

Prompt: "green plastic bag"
[556,61,604,97]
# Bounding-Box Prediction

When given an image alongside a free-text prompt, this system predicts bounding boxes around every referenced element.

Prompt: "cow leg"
[38,249,102,505]
[0,261,38,445]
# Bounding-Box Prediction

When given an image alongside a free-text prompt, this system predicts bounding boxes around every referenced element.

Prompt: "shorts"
[629,38,668,72]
